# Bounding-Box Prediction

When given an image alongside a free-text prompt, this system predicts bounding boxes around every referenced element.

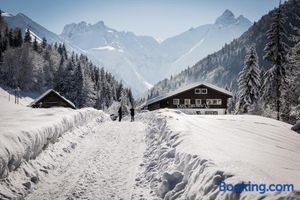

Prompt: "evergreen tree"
[120,89,128,108]
[237,46,261,113]
[8,29,13,46]
[116,82,123,101]
[0,32,3,63]
[57,44,63,55]
[62,44,67,59]
[281,35,300,122]
[0,10,5,31]
[127,88,134,107]
[73,64,84,107]
[63,61,76,100]
[263,2,289,120]
[18,44,34,90]
[42,50,55,89]
[54,57,66,92]
[33,37,38,51]
[228,92,237,114]
[24,29,31,43]
[15,28,23,47]
[0,49,2,64]
[227,81,237,114]
[41,37,47,48]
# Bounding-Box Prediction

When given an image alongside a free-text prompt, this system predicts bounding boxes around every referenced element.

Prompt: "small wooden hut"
[29,89,76,109]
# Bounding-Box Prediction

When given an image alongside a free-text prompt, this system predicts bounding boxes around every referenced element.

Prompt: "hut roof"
[29,89,76,109]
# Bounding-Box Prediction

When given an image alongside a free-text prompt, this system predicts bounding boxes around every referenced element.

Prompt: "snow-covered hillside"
[137,109,300,199]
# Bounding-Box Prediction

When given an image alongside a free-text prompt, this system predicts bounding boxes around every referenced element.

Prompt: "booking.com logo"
[219,181,294,194]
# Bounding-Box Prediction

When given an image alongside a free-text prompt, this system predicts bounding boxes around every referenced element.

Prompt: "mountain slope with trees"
[0,10,134,110]
[148,0,299,96]
[147,0,300,124]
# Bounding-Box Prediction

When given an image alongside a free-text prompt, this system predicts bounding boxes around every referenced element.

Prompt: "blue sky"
[1,0,282,40]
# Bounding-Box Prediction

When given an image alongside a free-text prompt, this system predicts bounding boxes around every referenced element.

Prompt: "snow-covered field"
[1,86,299,200]
[137,109,300,199]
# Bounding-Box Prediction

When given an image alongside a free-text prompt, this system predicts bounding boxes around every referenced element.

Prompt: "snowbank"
[0,97,105,179]
[139,109,300,199]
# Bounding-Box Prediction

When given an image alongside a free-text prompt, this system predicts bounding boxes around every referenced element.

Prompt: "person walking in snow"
[130,107,135,122]
[118,106,122,122]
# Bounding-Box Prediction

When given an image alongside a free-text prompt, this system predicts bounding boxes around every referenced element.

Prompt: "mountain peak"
[236,15,252,26]
[223,9,235,17]
[215,9,236,26]
[214,9,251,27]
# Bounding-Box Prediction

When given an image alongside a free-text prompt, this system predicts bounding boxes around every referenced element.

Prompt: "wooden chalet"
[29,89,76,109]
[143,82,232,115]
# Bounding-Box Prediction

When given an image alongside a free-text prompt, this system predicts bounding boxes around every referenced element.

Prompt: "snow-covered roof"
[145,82,232,106]
[28,89,76,109]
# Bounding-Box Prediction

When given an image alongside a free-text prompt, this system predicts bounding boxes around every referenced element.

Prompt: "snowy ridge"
[137,109,300,199]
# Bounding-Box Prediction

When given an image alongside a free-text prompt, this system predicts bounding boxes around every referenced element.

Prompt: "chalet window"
[195,88,207,94]
[195,99,202,105]
[184,99,191,105]
[205,111,218,115]
[206,99,222,105]
[173,99,180,105]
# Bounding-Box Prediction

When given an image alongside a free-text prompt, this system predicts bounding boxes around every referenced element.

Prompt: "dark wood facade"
[30,90,76,109]
[145,83,232,114]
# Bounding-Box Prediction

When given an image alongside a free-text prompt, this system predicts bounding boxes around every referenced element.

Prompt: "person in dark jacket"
[118,106,122,122]
[130,107,135,122]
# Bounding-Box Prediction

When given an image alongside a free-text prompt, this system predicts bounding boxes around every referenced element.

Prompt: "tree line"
[231,2,300,124]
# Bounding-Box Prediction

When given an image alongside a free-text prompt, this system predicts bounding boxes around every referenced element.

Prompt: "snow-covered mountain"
[148,0,300,101]
[3,12,82,53]
[60,10,251,94]
[3,10,251,95]
[161,9,252,76]
[60,21,166,94]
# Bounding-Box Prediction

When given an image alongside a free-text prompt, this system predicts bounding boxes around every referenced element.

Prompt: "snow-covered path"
[26,121,145,200]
